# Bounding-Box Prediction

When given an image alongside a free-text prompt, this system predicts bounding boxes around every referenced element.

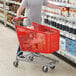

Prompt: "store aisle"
[0,23,76,76]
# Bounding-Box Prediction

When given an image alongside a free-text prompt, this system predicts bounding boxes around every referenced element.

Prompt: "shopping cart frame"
[13,17,59,73]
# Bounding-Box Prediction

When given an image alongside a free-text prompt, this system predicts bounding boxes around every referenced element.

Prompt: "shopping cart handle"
[13,17,28,21]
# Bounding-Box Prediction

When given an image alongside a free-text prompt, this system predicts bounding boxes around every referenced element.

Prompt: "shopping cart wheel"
[42,66,48,73]
[50,62,55,70]
[13,61,18,67]
[29,56,34,61]
[50,66,55,70]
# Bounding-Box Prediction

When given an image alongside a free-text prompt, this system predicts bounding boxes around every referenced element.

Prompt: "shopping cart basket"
[13,17,60,73]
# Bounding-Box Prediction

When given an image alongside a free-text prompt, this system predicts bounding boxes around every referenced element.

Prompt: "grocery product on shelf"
[6,0,25,27]
[48,0,69,3]
[69,8,76,18]
[0,0,7,26]
[0,0,76,64]
[61,7,69,17]
[8,3,19,13]
[69,0,76,5]
[42,6,62,16]
[65,38,76,56]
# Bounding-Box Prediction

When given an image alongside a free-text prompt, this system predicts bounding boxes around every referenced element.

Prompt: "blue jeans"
[17,45,23,55]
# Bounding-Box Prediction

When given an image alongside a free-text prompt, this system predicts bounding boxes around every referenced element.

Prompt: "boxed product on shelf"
[71,45,76,56]
[65,38,76,56]
[71,40,76,56]
[66,38,72,46]
[70,48,76,56]
[72,40,76,49]
[65,45,72,53]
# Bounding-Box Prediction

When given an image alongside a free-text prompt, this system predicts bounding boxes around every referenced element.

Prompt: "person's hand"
[14,16,19,20]
[13,16,19,22]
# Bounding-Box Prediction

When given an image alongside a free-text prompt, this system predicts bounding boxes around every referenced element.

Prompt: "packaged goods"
[65,45,72,53]
[66,38,72,46]
[61,7,69,17]
[65,38,76,56]
[69,9,76,18]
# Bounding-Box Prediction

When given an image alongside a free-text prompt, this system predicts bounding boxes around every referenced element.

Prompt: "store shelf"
[0,13,4,18]
[6,1,20,5]
[0,0,4,2]
[7,11,23,17]
[7,11,16,15]
[0,8,4,11]
[59,50,76,63]
[42,21,76,63]
[7,21,15,28]
[48,1,76,9]
[44,22,76,40]
[43,12,76,22]
[0,17,4,21]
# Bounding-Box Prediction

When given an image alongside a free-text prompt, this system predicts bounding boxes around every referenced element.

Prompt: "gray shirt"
[21,0,48,23]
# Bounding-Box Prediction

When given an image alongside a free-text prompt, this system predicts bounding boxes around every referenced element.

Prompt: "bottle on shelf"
[48,16,52,25]
[59,19,63,30]
[51,17,55,27]
[61,20,67,36]
[72,22,76,40]
[68,22,74,39]
[65,21,70,37]
[44,15,48,24]
[73,22,76,34]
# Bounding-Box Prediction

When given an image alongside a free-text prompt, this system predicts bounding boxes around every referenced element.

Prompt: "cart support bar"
[13,17,27,21]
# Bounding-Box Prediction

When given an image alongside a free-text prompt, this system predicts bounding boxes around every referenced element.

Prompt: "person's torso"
[25,0,44,22]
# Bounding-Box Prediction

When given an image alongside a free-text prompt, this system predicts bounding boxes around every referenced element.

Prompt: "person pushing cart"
[15,0,62,57]
[13,0,62,73]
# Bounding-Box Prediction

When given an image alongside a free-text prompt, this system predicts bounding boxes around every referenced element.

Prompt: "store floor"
[0,23,76,76]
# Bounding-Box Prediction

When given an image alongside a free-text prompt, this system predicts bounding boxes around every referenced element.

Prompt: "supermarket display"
[0,0,76,65]
[42,0,76,64]
[0,0,6,26]
[6,0,24,27]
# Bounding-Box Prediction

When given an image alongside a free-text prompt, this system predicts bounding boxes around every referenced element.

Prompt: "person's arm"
[15,5,24,18]
[43,0,63,10]
[46,3,63,10]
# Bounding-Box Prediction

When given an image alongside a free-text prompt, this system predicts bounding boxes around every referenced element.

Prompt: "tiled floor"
[0,23,76,76]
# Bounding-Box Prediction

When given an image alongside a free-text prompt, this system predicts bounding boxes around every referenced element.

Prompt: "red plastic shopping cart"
[13,17,60,73]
